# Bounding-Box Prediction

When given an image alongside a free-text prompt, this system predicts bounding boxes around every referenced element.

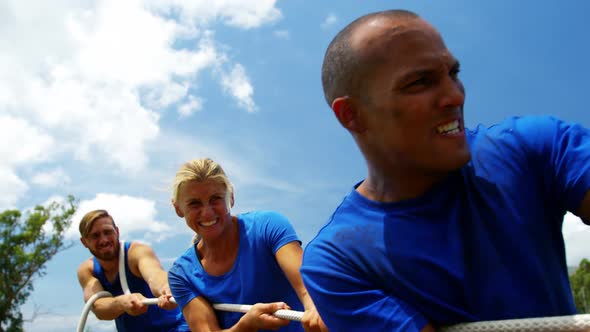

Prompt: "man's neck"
[96,251,120,275]
[358,166,448,203]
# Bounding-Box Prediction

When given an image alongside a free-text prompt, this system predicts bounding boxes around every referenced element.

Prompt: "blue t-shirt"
[301,116,590,331]
[93,242,188,332]
[169,210,304,332]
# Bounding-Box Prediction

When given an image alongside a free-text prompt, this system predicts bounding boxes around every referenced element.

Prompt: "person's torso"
[175,212,304,332]
[314,124,575,325]
[93,241,185,332]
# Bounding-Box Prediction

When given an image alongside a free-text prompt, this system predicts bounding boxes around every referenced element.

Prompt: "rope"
[141,298,304,321]
[119,241,131,295]
[76,290,112,332]
[212,303,304,321]
[441,314,590,332]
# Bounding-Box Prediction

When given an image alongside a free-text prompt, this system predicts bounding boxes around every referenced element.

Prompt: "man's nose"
[98,234,109,244]
[438,76,465,110]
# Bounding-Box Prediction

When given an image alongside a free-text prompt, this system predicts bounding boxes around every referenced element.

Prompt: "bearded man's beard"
[90,241,120,261]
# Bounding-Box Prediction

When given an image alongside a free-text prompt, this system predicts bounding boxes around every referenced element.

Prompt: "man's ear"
[332,97,365,133]
[80,237,88,248]
[230,192,235,208]
[173,200,185,218]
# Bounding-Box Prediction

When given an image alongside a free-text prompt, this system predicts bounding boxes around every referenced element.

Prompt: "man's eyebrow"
[397,68,436,83]
[399,59,461,80]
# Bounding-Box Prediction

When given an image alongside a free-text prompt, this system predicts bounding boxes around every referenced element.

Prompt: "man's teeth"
[437,120,460,134]
[200,220,217,227]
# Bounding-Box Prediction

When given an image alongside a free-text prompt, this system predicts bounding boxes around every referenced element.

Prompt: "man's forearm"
[92,296,125,320]
[146,271,170,297]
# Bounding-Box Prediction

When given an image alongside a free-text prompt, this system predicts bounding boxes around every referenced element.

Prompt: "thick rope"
[118,240,131,295]
[441,314,590,332]
[76,290,112,332]
[141,298,303,321]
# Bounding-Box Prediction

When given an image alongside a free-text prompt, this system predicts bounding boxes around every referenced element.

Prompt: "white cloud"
[31,168,72,188]
[0,115,54,209]
[178,95,204,117]
[563,212,590,266]
[145,0,282,29]
[220,63,257,113]
[144,81,189,109]
[0,0,278,205]
[0,115,55,167]
[65,193,175,242]
[273,29,290,39]
[321,13,338,29]
[0,167,28,210]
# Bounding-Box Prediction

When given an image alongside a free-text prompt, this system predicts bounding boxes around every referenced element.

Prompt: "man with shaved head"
[301,9,590,331]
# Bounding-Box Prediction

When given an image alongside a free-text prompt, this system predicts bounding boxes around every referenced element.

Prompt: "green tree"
[570,258,590,314]
[0,196,77,332]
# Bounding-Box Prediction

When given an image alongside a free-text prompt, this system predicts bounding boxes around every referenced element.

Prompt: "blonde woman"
[168,158,327,332]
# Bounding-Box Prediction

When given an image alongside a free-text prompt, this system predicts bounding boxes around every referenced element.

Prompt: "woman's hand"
[240,302,291,331]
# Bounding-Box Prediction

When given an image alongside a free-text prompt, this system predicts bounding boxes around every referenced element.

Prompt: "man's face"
[82,216,120,261]
[353,17,471,175]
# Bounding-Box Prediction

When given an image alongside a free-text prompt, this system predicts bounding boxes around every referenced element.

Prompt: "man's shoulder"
[77,257,95,273]
[127,240,155,258]
[305,209,358,254]
[469,115,563,138]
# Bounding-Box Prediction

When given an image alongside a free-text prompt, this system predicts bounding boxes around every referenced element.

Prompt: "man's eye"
[403,77,430,90]
[411,78,428,86]
[450,67,460,79]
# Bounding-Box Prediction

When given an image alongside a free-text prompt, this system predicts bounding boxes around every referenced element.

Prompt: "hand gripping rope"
[120,241,304,321]
[76,241,590,331]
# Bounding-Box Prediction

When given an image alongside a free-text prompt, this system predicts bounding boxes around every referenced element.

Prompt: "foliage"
[570,258,590,314]
[0,196,77,332]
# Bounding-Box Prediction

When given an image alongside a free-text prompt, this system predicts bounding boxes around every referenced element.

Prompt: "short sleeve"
[257,211,301,254]
[301,239,428,332]
[168,262,199,310]
[516,116,590,213]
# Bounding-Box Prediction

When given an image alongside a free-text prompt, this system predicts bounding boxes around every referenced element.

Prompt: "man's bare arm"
[77,258,147,320]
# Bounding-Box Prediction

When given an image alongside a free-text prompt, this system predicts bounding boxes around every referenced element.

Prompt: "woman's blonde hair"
[172,158,234,206]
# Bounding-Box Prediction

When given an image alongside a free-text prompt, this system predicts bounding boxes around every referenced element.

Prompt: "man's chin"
[90,247,119,261]
[97,253,118,261]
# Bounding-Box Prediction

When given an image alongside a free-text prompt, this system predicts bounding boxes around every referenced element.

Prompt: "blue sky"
[0,0,588,331]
